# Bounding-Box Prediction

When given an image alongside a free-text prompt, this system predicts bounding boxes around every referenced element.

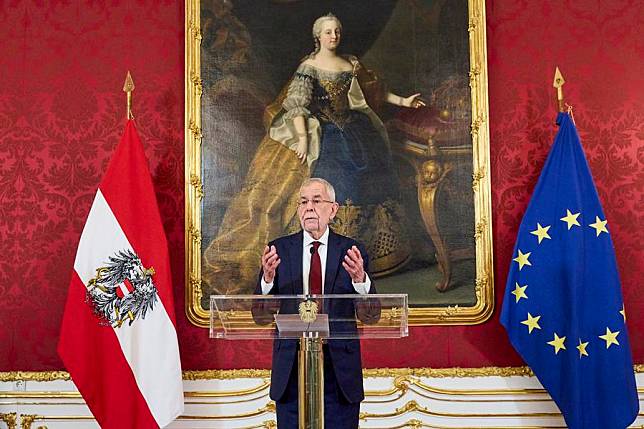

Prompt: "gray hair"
[308,13,342,59]
[300,178,336,202]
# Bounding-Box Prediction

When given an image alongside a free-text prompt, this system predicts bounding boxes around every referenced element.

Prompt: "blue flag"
[500,112,639,428]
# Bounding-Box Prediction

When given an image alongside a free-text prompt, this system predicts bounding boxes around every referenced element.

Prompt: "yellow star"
[521,312,541,334]
[620,305,626,322]
[560,209,581,230]
[589,216,608,236]
[530,223,551,244]
[513,249,532,271]
[599,327,620,348]
[576,339,589,358]
[547,333,566,354]
[511,282,528,303]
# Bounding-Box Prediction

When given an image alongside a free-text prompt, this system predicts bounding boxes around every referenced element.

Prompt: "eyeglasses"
[297,198,335,208]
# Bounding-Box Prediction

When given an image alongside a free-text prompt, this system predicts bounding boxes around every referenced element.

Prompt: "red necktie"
[309,241,322,295]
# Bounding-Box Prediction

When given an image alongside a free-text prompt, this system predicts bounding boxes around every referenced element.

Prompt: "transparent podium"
[210,294,408,429]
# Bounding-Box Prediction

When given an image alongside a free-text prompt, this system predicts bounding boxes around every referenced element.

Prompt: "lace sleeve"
[282,71,314,119]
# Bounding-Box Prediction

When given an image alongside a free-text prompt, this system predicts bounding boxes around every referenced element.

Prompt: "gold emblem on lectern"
[299,300,318,323]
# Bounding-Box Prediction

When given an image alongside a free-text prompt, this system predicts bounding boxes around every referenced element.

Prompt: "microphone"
[310,246,315,255]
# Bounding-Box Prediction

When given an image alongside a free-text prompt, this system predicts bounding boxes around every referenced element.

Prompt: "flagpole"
[552,67,565,112]
[123,71,135,119]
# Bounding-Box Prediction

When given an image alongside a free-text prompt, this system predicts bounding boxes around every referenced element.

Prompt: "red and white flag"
[58,120,184,428]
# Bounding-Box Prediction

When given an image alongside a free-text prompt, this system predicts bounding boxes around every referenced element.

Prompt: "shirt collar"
[303,227,329,248]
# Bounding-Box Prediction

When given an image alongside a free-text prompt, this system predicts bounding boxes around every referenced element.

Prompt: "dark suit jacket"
[254,229,378,404]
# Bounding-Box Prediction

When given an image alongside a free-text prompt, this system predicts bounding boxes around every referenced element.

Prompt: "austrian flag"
[58,121,184,428]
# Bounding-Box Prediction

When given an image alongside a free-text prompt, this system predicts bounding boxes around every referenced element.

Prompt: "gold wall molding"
[3,370,642,428]
[2,364,642,382]
[359,399,560,420]
[364,366,536,378]
[15,414,277,429]
[183,369,271,380]
[363,375,553,402]
[0,372,69,382]
[362,421,565,429]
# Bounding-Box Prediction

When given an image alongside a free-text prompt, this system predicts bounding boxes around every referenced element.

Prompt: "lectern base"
[298,337,324,429]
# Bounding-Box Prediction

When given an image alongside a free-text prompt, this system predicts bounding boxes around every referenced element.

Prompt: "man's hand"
[343,245,366,283]
[261,245,280,283]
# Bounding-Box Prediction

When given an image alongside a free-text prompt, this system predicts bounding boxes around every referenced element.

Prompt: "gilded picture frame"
[186,0,493,327]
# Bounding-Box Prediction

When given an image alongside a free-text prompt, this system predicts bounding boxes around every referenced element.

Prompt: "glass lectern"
[211,294,408,429]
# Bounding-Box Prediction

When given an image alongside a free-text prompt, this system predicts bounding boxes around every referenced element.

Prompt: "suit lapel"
[287,232,304,295]
[325,229,342,294]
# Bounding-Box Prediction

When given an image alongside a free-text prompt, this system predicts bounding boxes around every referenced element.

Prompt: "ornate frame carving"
[185,0,493,326]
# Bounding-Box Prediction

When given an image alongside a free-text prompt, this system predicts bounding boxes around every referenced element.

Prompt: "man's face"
[298,182,338,238]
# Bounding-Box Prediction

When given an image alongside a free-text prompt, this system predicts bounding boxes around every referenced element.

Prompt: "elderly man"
[255,177,376,429]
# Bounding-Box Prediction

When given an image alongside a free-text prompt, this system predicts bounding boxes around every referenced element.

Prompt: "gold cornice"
[183,369,272,380]
[363,366,535,378]
[3,365,642,382]
[0,372,70,382]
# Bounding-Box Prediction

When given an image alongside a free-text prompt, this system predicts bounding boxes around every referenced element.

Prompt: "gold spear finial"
[123,71,135,119]
[553,67,565,112]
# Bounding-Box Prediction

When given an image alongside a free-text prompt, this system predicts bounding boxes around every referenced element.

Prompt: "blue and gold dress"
[203,57,409,296]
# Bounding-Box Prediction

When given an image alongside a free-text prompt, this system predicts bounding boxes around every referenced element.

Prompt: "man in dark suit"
[255,178,376,429]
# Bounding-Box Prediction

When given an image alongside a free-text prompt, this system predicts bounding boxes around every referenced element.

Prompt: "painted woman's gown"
[203,56,409,296]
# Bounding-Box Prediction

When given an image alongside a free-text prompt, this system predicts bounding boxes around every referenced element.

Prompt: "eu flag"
[500,112,639,428]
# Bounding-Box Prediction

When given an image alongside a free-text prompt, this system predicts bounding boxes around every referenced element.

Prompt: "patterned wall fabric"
[0,0,641,371]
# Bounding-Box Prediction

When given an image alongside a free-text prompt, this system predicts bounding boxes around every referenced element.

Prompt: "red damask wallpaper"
[0,0,641,371]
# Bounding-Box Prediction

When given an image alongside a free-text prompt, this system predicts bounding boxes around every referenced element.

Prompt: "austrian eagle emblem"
[86,249,158,328]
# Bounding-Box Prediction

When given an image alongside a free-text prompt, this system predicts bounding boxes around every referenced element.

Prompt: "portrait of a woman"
[202,13,425,296]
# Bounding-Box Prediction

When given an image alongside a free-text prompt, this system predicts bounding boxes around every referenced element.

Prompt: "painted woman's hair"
[307,13,343,59]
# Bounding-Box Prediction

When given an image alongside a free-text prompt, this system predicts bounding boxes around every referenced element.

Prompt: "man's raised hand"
[261,245,280,283]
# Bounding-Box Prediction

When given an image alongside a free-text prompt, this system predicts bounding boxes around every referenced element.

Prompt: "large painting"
[186,0,493,326]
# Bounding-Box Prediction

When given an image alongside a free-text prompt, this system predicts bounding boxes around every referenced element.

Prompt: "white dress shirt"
[261,227,371,295]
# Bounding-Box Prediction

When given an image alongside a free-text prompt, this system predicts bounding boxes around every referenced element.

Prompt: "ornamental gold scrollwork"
[189,274,203,303]
[190,72,203,96]
[0,413,17,429]
[472,167,485,190]
[188,20,202,40]
[362,366,536,379]
[470,115,484,138]
[474,218,487,240]
[468,65,480,88]
[188,119,203,144]
[474,273,488,300]
[188,223,202,243]
[361,399,561,420]
[0,372,70,382]
[19,414,36,429]
[190,174,204,199]
[182,369,271,380]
